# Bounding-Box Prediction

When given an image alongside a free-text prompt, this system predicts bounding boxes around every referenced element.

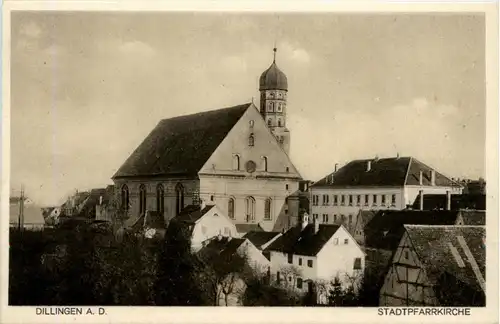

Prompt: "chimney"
[313,216,319,234]
[329,174,334,184]
[396,153,400,159]
[99,195,103,205]
[200,199,206,210]
[366,161,372,172]
[301,213,309,230]
[419,171,423,186]
[431,170,436,186]
[334,163,339,172]
[419,190,424,210]
[446,190,451,211]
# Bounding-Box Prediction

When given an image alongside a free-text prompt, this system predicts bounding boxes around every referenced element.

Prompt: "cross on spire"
[273,45,277,63]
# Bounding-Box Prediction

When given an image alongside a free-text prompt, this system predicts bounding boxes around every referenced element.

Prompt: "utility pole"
[18,185,25,232]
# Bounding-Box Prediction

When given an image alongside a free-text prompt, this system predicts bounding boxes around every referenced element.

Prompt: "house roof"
[79,188,107,216]
[311,157,459,188]
[199,237,247,259]
[243,231,281,249]
[113,103,251,178]
[176,204,216,224]
[235,223,264,234]
[126,210,166,231]
[460,210,486,226]
[405,225,485,294]
[412,193,486,211]
[364,210,461,250]
[265,224,341,256]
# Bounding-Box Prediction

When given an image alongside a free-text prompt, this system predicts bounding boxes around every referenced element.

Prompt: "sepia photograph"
[1,2,499,324]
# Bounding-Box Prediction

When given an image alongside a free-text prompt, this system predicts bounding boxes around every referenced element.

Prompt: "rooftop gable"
[243,231,281,249]
[113,103,251,178]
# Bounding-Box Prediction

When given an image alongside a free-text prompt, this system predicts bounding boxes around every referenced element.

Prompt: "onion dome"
[259,48,288,91]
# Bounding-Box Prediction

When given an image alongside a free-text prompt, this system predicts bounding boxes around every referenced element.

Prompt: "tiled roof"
[113,103,251,178]
[265,224,341,256]
[199,237,247,259]
[412,193,486,211]
[460,210,486,226]
[364,210,460,250]
[176,204,216,224]
[235,223,264,234]
[243,231,281,249]
[405,225,485,293]
[312,157,459,188]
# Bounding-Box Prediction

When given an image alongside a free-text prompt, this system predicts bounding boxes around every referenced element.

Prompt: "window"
[248,133,255,146]
[312,195,319,206]
[297,278,303,289]
[264,198,272,220]
[349,195,353,206]
[348,214,352,227]
[313,213,318,220]
[175,183,185,216]
[262,156,268,171]
[391,194,396,206]
[323,214,328,223]
[224,227,230,235]
[357,195,361,206]
[322,194,329,205]
[341,195,345,206]
[333,195,338,206]
[228,198,235,219]
[286,184,289,190]
[381,194,386,206]
[249,120,254,127]
[334,238,339,245]
[277,103,283,112]
[139,184,147,215]
[286,167,289,172]
[340,214,345,223]
[277,271,281,284]
[121,185,129,211]
[210,195,214,202]
[268,102,274,112]
[354,258,362,270]
[404,251,409,259]
[267,119,272,126]
[299,258,302,266]
[364,194,369,206]
[288,253,293,264]
[372,195,378,206]
[307,260,313,268]
[245,196,255,221]
[344,239,349,245]
[156,184,164,214]
[278,119,282,127]
[233,154,240,170]
[334,214,337,223]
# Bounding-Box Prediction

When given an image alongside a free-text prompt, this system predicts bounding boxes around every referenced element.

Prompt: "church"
[112,49,303,232]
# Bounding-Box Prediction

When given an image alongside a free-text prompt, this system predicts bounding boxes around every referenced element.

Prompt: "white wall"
[404,185,463,208]
[191,205,237,251]
[237,239,270,273]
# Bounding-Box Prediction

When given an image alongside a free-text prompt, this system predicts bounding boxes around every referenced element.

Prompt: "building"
[41,207,62,226]
[61,191,90,217]
[112,51,302,232]
[95,185,117,222]
[198,236,270,306]
[310,156,463,232]
[124,210,167,241]
[173,204,238,251]
[9,196,45,230]
[243,230,282,260]
[411,192,486,211]
[379,225,485,306]
[265,214,365,303]
[78,188,107,219]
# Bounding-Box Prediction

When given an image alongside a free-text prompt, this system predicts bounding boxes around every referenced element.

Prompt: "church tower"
[259,48,290,154]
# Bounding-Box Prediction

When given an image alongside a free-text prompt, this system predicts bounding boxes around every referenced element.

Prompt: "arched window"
[264,198,272,220]
[175,183,185,216]
[248,133,255,147]
[139,184,147,216]
[278,119,282,127]
[267,119,272,127]
[121,185,129,210]
[228,198,235,219]
[245,196,255,222]
[233,154,240,170]
[262,156,268,172]
[156,184,164,215]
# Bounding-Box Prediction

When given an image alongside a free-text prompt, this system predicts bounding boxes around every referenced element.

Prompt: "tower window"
[121,185,129,211]
[262,156,268,171]
[277,103,282,112]
[248,134,255,147]
[228,198,235,219]
[267,119,272,127]
[139,184,147,216]
[233,154,240,170]
[264,198,272,220]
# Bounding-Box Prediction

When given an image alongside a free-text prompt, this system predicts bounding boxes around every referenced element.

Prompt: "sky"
[10,12,485,206]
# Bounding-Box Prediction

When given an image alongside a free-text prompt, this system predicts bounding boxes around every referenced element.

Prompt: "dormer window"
[249,120,254,128]
[248,134,255,147]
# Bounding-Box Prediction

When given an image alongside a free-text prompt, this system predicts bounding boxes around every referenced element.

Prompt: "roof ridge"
[158,103,251,122]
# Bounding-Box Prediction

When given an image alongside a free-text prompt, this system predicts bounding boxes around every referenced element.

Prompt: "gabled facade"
[310,157,463,232]
[379,225,486,306]
[265,216,365,303]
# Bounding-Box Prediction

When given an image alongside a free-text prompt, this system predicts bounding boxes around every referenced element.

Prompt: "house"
[61,191,90,217]
[379,225,485,306]
[41,207,62,226]
[111,52,303,232]
[235,223,265,237]
[198,236,270,306]
[95,185,117,222]
[9,196,45,230]
[173,203,238,251]
[310,156,463,232]
[77,188,107,219]
[265,214,365,303]
[411,192,486,211]
[351,210,377,245]
[243,230,282,260]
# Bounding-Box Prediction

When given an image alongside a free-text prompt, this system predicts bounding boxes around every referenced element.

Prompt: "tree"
[279,264,303,291]
[242,272,301,306]
[327,276,359,306]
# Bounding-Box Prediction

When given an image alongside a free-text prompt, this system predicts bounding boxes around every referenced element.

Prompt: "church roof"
[259,61,288,91]
[113,103,251,178]
[312,157,461,188]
